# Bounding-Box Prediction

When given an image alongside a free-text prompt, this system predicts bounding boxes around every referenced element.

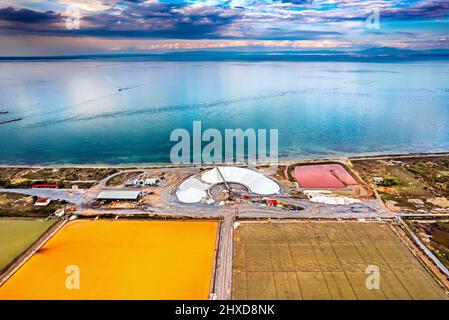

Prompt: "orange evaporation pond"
[0,220,218,300]
[294,163,357,188]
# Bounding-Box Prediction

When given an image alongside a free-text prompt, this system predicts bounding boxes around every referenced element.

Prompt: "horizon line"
[1,49,449,62]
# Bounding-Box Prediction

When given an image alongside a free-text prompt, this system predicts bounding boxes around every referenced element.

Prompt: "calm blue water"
[0,60,448,165]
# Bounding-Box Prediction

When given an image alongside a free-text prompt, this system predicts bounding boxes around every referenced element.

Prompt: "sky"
[0,0,448,56]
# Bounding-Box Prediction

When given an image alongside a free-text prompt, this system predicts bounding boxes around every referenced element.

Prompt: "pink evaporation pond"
[294,164,358,188]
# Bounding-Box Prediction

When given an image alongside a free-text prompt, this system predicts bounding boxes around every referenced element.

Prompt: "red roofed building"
[266,199,279,206]
[32,184,58,189]
[34,197,51,207]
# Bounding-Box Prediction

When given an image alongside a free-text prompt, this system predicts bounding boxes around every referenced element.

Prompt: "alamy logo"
[65,265,80,290]
[170,121,278,167]
[366,7,380,30]
[365,265,380,290]
[65,6,81,30]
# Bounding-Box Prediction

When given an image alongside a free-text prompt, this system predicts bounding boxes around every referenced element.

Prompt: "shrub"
[380,177,399,187]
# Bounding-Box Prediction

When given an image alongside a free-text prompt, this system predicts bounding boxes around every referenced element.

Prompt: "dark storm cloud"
[0,7,62,24]
[381,1,449,20]
[317,0,449,23]
[0,0,448,40]
[77,1,242,38]
[0,1,244,39]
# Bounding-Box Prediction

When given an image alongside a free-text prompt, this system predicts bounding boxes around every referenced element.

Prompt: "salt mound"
[303,190,361,205]
[309,196,361,205]
[178,177,209,191]
[177,178,209,203]
[201,167,280,195]
[177,188,207,203]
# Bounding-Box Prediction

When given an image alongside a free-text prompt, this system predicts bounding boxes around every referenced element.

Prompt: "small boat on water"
[0,111,9,115]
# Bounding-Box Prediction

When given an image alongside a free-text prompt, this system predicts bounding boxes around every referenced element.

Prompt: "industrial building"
[96,190,142,201]
[125,178,160,187]
[34,197,51,207]
[32,184,58,189]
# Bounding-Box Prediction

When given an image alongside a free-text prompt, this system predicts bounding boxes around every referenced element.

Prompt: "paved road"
[396,216,449,278]
[0,188,85,204]
[93,169,145,189]
[214,211,235,300]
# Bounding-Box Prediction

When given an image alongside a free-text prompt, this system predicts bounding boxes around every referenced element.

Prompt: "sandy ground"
[351,155,449,213]
[232,221,448,300]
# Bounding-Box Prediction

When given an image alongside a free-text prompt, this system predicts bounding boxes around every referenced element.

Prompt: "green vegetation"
[0,167,119,189]
[0,180,66,189]
[405,159,449,197]
[106,171,143,187]
[17,168,119,181]
[409,220,449,269]
[0,219,54,270]
[376,166,432,211]
[0,179,11,188]
[379,177,399,187]
[0,193,63,217]
[0,168,22,181]
[351,157,449,212]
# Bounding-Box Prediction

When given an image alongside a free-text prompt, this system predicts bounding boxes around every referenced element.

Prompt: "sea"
[0,59,448,165]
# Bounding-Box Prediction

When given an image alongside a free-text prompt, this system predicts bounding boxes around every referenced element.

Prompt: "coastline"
[1,150,449,169]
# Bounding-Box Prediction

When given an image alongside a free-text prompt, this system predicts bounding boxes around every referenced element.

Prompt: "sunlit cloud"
[59,1,115,12]
[0,0,448,55]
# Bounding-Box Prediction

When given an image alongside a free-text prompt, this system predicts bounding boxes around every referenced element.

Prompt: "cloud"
[0,0,448,54]
[59,0,116,12]
[381,1,449,21]
[281,0,313,4]
[74,1,243,38]
[0,7,62,24]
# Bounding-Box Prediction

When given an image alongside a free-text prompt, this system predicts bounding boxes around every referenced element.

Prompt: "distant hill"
[357,47,418,56]
[1,47,448,61]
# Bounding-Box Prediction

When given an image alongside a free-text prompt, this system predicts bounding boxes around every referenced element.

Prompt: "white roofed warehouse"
[96,190,142,201]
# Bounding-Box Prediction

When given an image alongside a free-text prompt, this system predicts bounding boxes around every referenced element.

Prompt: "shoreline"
[0,150,449,169]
